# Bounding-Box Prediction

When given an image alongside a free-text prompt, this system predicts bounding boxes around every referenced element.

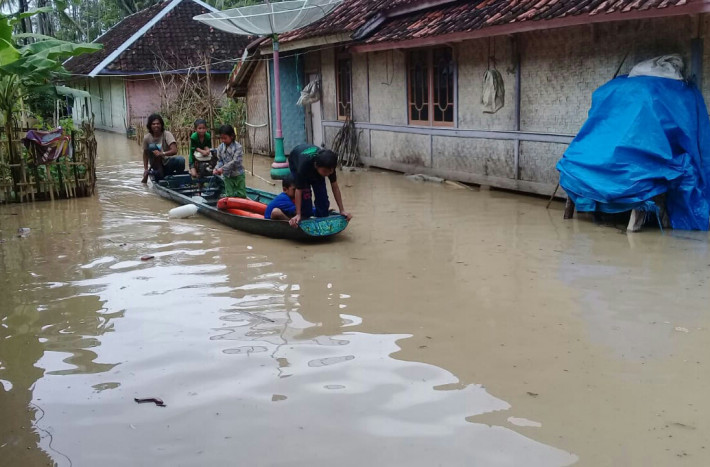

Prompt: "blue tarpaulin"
[557,76,710,230]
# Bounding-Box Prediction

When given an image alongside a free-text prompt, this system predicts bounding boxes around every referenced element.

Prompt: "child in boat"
[189,119,212,178]
[264,176,297,220]
[288,144,352,227]
[212,124,246,198]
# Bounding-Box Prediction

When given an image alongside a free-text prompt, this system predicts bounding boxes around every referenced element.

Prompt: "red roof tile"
[279,0,392,43]
[65,0,249,76]
[361,0,690,44]
[278,0,691,46]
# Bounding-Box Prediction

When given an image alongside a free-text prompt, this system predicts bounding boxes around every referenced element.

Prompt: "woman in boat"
[141,113,185,183]
[287,144,352,227]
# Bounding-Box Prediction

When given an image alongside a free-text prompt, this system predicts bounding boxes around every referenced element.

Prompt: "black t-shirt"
[289,144,337,190]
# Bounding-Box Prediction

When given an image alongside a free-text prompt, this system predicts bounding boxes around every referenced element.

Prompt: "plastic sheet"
[557,76,710,230]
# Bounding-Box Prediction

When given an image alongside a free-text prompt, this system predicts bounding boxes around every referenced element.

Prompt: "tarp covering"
[557,76,710,230]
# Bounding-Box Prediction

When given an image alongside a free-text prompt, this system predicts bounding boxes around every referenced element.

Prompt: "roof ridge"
[87,0,218,77]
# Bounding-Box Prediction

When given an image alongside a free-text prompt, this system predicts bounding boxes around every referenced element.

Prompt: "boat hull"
[152,174,348,241]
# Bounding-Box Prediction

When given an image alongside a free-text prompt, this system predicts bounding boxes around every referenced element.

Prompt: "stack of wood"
[331,117,360,168]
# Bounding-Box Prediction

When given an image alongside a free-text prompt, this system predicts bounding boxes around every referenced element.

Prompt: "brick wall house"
[237,0,709,197]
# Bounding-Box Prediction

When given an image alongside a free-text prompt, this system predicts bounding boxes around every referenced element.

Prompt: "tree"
[0,8,101,174]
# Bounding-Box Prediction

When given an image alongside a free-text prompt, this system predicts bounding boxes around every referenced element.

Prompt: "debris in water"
[405,173,444,183]
[508,417,542,428]
[675,327,689,333]
[134,397,166,407]
[444,180,474,190]
[272,394,287,402]
[141,255,155,261]
[17,227,30,238]
[169,204,198,219]
[527,392,539,397]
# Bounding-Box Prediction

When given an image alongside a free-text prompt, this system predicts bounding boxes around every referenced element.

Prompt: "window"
[407,47,456,126]
[336,55,352,120]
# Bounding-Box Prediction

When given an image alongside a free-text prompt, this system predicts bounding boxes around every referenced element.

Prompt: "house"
[231,0,710,196]
[64,0,249,134]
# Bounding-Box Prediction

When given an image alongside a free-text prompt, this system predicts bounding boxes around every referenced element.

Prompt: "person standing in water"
[212,124,246,198]
[141,113,185,183]
[287,144,352,227]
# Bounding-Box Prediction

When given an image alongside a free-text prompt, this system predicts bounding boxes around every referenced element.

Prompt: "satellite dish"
[194,0,343,179]
[194,0,343,36]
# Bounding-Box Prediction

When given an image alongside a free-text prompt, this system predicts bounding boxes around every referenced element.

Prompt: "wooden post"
[564,198,575,219]
[205,57,215,142]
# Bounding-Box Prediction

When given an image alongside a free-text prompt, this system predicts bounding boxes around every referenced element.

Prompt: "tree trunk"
[18,0,29,35]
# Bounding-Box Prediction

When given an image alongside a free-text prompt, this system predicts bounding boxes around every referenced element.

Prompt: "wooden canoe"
[152,174,349,241]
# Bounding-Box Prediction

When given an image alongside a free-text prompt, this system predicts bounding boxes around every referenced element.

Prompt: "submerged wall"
[317,14,703,196]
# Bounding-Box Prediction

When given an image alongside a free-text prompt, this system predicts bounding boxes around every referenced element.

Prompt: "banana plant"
[0,9,101,166]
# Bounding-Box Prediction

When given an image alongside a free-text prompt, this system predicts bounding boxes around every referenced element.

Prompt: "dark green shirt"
[189,131,211,166]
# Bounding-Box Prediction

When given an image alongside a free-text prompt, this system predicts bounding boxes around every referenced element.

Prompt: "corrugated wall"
[246,61,272,155]
[317,15,702,196]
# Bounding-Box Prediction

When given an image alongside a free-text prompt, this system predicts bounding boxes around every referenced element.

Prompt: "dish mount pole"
[271,34,290,179]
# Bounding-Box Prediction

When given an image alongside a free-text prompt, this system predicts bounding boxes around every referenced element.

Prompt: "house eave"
[260,33,352,54]
[350,2,710,54]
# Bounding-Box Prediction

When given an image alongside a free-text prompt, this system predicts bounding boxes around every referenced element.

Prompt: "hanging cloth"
[482,38,505,114]
[297,78,321,106]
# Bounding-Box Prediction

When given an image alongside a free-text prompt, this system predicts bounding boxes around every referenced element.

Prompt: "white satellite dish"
[194,0,342,36]
[194,0,343,179]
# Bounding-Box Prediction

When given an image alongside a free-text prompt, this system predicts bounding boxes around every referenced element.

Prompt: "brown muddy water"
[1,132,709,467]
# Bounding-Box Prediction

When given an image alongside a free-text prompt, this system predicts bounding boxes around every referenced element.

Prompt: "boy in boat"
[189,119,213,178]
[287,144,352,227]
[212,124,246,198]
[264,176,297,220]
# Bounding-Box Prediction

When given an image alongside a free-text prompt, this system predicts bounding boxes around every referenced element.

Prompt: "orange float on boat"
[217,197,267,215]
[226,208,264,219]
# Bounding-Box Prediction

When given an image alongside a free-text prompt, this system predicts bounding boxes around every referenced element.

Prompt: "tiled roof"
[279,0,392,43]
[65,0,249,76]
[278,0,692,46]
[361,0,691,44]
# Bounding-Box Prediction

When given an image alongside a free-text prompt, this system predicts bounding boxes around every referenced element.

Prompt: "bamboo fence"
[0,121,97,204]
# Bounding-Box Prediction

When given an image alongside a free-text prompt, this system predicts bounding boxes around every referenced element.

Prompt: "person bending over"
[287,144,352,227]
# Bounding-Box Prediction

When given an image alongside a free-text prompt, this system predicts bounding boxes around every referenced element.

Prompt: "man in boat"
[288,144,352,227]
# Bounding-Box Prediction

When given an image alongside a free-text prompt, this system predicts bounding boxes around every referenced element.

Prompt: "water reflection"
[0,132,592,466]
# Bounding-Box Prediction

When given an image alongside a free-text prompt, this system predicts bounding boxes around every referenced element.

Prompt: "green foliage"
[216,98,246,135]
[24,87,55,120]
[59,115,74,131]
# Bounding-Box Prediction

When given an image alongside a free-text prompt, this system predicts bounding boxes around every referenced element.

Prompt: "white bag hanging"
[297,78,321,106]
[628,54,684,81]
[482,69,505,113]
[481,38,505,114]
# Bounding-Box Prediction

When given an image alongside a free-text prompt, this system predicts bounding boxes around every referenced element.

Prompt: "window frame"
[406,46,457,127]
[335,52,352,121]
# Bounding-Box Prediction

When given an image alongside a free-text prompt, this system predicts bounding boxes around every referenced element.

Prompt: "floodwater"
[1,132,709,467]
